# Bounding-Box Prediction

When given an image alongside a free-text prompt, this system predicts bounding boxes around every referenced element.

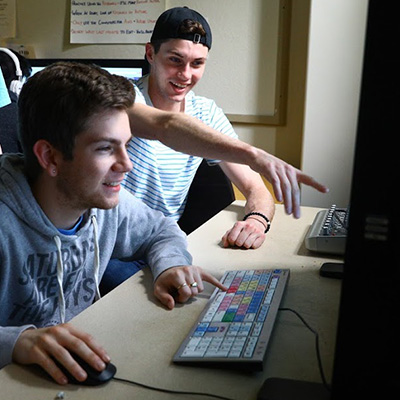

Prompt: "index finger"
[298,172,329,193]
[200,270,228,292]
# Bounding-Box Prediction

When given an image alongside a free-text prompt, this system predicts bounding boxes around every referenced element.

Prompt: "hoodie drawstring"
[91,215,101,302]
[53,235,66,324]
[53,215,101,324]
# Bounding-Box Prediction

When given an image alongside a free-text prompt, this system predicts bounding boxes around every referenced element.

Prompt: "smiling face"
[54,109,133,214]
[146,39,208,112]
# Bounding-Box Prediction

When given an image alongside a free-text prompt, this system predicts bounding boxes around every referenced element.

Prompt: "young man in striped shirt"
[126,7,274,247]
[101,7,328,293]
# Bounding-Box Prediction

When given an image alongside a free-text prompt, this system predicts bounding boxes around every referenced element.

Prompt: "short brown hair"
[18,62,135,180]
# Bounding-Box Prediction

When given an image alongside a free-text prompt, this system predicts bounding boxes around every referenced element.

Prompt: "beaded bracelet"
[243,212,271,234]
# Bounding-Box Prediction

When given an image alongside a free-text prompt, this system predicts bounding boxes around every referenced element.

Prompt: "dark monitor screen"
[261,1,398,399]
[28,58,149,81]
[330,0,398,397]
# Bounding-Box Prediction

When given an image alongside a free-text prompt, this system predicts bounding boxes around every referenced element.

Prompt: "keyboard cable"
[111,375,236,400]
[279,307,331,392]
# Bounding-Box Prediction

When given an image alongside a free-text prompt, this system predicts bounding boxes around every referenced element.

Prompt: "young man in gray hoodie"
[0,62,225,384]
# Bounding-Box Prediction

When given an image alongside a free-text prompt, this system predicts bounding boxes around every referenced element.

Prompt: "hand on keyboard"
[154,265,228,310]
[172,269,290,370]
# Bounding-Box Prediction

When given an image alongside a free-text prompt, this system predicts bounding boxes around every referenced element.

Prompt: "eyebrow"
[90,135,133,146]
[167,49,206,61]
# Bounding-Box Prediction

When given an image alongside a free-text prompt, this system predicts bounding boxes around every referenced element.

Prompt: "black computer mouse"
[54,352,117,386]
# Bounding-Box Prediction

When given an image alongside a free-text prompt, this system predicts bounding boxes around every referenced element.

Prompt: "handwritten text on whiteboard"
[70,0,165,44]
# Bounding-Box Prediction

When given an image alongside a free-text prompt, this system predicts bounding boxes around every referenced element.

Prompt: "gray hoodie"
[0,154,192,368]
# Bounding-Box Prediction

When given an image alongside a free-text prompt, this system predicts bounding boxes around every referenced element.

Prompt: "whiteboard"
[167,0,290,125]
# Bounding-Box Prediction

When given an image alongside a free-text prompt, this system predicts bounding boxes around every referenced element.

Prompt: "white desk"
[1,202,342,400]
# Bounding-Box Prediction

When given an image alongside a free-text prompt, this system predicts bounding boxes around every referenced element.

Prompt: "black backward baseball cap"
[150,6,212,49]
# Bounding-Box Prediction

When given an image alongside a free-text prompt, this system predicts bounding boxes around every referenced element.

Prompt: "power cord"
[278,307,331,392]
[111,376,236,400]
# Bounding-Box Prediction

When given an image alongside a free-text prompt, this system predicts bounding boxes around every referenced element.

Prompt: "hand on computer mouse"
[53,352,117,386]
[13,323,112,385]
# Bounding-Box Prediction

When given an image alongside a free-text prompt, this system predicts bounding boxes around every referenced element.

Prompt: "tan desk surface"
[1,202,342,400]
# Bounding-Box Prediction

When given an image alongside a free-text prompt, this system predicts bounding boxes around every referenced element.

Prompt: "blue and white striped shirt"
[123,75,238,220]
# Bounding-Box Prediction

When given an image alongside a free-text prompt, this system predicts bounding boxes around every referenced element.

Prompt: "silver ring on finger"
[176,282,187,291]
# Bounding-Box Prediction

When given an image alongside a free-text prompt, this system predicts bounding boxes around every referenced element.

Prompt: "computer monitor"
[28,58,149,81]
[261,1,398,398]
[330,0,397,397]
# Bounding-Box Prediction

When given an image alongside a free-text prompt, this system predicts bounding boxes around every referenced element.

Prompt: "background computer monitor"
[28,58,149,81]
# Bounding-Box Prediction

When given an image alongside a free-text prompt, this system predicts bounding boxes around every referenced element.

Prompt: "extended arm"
[128,103,328,218]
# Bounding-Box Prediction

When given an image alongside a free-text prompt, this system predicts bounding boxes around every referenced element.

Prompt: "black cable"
[111,308,330,398]
[279,307,331,392]
[112,376,236,400]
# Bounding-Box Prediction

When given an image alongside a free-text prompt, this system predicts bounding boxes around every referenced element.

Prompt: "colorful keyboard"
[173,268,290,371]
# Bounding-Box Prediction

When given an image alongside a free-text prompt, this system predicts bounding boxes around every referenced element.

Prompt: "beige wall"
[301,0,368,208]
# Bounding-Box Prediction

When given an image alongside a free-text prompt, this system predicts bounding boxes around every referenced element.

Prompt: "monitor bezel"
[28,58,150,78]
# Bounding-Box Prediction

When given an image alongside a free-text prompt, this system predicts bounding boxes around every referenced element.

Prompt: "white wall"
[301,0,369,208]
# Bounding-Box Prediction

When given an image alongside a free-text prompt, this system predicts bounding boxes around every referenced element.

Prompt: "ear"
[145,42,155,64]
[32,140,61,177]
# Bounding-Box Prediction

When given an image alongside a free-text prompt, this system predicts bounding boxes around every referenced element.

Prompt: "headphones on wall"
[0,47,24,96]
